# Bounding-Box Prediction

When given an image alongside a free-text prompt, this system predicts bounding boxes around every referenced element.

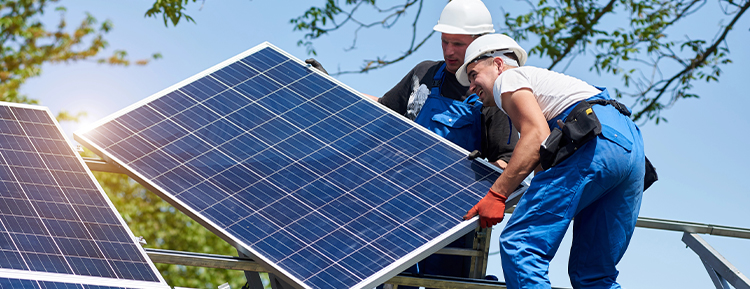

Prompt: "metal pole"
[237,250,265,289]
[145,248,266,272]
[640,217,750,239]
[682,232,750,289]
[144,248,572,289]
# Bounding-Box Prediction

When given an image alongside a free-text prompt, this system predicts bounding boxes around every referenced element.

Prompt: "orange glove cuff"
[488,188,508,202]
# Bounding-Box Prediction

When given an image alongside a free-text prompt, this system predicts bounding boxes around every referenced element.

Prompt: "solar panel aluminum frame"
[0,102,170,289]
[74,42,528,289]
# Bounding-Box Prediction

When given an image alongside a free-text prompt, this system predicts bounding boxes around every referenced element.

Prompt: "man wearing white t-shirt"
[459,34,645,289]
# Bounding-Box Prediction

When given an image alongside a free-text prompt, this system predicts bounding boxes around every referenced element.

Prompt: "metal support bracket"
[682,232,750,289]
[235,250,292,289]
[468,227,493,279]
[144,248,573,289]
[237,250,264,289]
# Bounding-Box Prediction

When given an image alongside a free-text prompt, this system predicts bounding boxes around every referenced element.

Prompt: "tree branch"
[548,0,617,70]
[632,0,750,121]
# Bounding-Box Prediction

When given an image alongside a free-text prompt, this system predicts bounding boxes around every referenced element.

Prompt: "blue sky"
[21,1,750,288]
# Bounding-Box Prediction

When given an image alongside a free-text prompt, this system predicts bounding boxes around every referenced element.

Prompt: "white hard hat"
[456,34,528,86]
[433,0,495,35]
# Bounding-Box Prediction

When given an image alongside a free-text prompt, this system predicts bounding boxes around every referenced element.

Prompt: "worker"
[306,1,517,284]
[372,0,517,286]
[459,34,645,288]
[375,0,517,169]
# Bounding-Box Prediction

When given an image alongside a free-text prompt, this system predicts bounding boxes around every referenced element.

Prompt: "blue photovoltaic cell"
[0,104,167,288]
[0,277,137,289]
[76,43,520,289]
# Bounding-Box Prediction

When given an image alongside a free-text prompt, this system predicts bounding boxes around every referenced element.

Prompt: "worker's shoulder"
[406,60,444,82]
[412,60,443,72]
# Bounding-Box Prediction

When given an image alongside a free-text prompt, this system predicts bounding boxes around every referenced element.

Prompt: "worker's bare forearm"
[491,88,549,198]
[490,131,544,198]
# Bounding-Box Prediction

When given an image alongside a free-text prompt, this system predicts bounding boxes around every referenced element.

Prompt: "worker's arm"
[482,106,518,169]
[489,88,549,197]
[464,88,549,227]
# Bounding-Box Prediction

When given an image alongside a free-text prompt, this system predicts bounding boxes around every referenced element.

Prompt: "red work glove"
[463,188,508,228]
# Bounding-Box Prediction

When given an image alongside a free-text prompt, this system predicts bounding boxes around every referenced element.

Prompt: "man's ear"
[493,57,504,73]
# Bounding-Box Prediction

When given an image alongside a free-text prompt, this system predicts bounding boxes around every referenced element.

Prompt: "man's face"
[467,58,500,107]
[441,33,475,74]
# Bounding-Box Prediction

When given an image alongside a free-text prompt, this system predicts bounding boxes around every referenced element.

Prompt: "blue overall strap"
[431,62,447,98]
[463,93,480,104]
[413,61,482,151]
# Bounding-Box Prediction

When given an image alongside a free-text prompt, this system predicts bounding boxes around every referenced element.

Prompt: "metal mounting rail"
[144,248,571,289]
[83,157,124,174]
[145,248,266,272]
[682,232,750,289]
[637,217,750,239]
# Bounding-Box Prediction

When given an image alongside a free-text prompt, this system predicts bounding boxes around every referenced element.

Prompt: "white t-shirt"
[493,66,601,120]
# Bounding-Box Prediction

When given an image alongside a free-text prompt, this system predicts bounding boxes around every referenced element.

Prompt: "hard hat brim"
[433,24,495,35]
[457,34,529,86]
[456,61,472,87]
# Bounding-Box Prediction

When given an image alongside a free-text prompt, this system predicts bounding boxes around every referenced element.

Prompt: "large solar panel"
[75,42,527,289]
[0,103,169,289]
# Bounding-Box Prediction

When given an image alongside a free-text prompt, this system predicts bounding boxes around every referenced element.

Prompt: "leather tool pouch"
[539,101,602,170]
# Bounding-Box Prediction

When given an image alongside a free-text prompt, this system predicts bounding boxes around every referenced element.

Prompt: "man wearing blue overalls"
[375,0,519,286]
[377,0,517,169]
[459,34,645,288]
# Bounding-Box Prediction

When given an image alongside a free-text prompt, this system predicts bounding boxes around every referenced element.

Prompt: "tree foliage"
[503,0,750,123]
[91,168,246,288]
[145,0,202,27]
[268,0,749,124]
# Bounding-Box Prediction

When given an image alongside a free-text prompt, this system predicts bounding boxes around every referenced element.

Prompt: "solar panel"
[0,276,138,289]
[0,103,169,289]
[75,42,528,289]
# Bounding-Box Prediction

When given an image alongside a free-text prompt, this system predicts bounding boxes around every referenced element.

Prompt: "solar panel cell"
[234,74,281,99]
[264,61,310,84]
[0,119,25,135]
[93,122,132,148]
[180,77,225,101]
[240,48,285,72]
[137,119,184,148]
[211,62,259,87]
[229,213,278,243]
[276,250,318,281]
[0,251,26,270]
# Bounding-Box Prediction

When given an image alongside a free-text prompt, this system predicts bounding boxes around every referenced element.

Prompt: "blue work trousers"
[499,90,645,289]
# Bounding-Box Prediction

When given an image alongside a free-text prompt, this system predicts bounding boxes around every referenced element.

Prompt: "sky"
[20,1,750,288]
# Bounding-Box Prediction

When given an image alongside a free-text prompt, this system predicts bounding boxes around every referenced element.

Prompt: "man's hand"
[463,188,508,228]
[490,159,508,170]
[305,58,328,75]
